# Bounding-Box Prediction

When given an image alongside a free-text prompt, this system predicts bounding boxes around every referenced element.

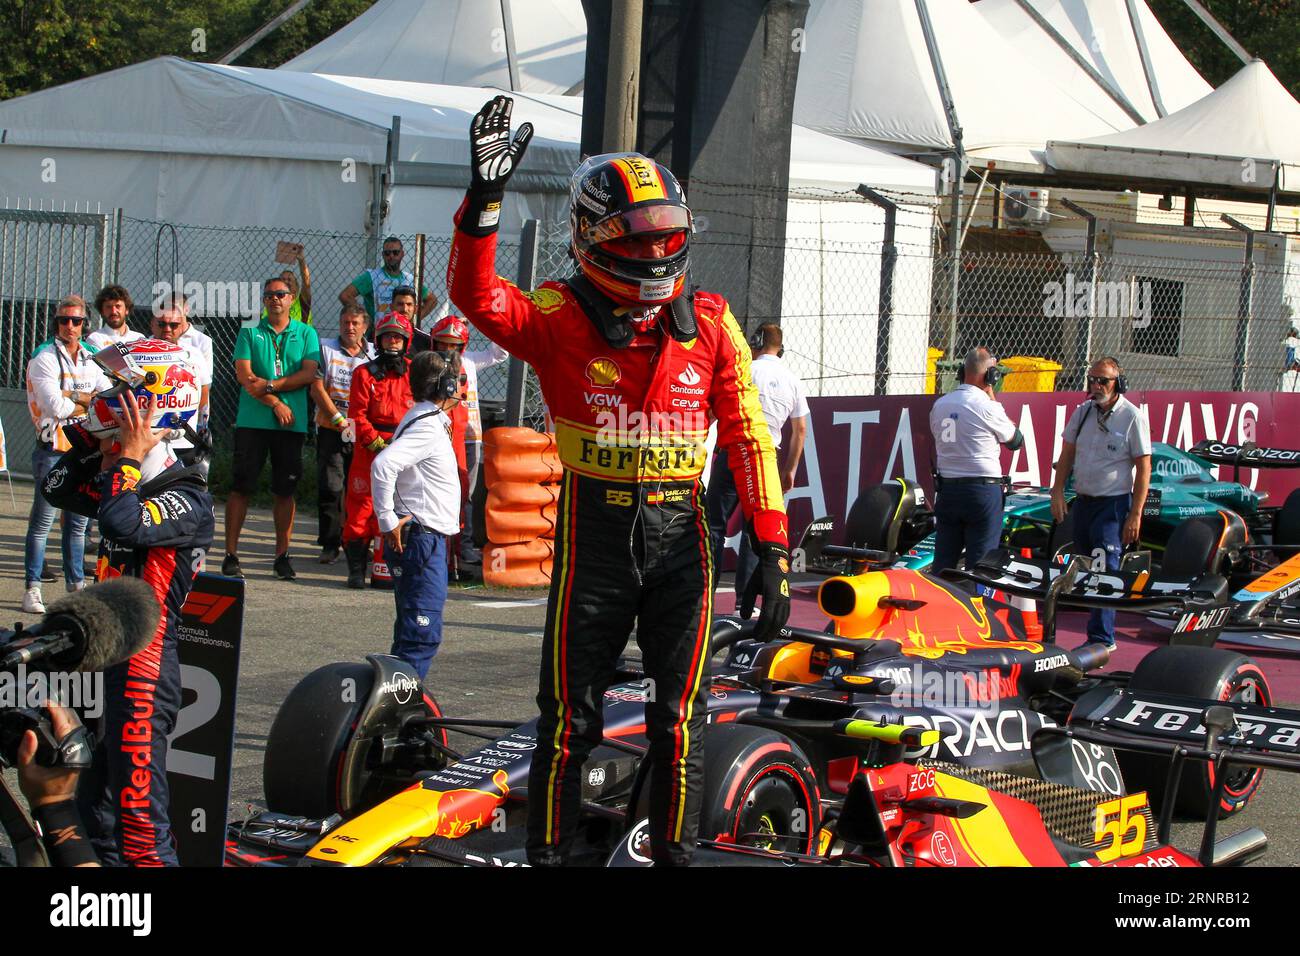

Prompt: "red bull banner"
[784,391,1300,536]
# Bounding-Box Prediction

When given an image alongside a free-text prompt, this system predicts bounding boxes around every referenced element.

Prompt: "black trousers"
[316,428,353,549]
[526,472,712,867]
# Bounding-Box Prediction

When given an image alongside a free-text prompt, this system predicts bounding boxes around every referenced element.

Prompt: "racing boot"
[344,540,368,589]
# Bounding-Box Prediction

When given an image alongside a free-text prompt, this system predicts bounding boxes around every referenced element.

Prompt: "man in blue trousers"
[370,350,463,679]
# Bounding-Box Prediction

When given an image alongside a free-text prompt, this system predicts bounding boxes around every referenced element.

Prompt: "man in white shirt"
[87,285,144,350]
[370,350,463,680]
[707,323,809,592]
[23,295,111,612]
[310,305,375,564]
[152,297,214,449]
[1051,357,1152,648]
[429,315,509,564]
[928,347,1023,574]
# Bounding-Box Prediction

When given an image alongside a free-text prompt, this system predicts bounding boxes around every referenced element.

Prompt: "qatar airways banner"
[784,391,1300,537]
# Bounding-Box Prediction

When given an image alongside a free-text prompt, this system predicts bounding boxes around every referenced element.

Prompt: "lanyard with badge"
[271,326,289,378]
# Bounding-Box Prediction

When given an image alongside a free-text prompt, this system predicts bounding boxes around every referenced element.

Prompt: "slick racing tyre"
[698,724,821,854]
[1120,646,1272,819]
[263,661,447,818]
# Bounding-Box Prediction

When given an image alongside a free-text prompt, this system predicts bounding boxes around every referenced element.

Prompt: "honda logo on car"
[1034,654,1069,673]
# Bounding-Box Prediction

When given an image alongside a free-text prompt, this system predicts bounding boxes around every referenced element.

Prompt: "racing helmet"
[569,152,693,307]
[374,311,413,353]
[86,339,202,438]
[430,315,470,348]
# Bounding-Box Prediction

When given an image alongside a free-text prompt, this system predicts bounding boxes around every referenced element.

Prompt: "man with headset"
[1051,357,1151,648]
[928,347,1023,574]
[369,349,463,680]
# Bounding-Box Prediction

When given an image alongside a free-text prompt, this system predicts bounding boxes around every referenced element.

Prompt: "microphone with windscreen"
[1,577,161,673]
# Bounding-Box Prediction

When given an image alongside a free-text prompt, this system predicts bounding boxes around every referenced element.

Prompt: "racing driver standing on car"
[41,340,215,866]
[447,96,790,867]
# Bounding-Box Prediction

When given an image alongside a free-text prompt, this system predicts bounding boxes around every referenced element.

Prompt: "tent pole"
[1124,0,1167,117]
[1178,0,1252,65]
[218,0,314,65]
[500,0,522,92]
[1184,187,1196,228]
[914,0,965,360]
[1011,0,1146,125]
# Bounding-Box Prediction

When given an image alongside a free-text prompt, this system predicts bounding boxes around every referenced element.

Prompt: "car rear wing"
[954,551,1227,644]
[1188,439,1300,484]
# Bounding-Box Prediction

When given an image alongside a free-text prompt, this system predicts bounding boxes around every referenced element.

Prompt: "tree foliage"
[1150,0,1300,100]
[0,0,373,101]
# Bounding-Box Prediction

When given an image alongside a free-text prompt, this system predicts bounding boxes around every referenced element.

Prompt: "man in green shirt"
[224,276,322,581]
[339,236,437,321]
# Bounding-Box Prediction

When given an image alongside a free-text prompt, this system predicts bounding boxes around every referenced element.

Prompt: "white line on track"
[474,598,550,609]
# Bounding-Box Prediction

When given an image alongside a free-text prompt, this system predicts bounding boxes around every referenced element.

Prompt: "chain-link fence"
[5,198,1299,444]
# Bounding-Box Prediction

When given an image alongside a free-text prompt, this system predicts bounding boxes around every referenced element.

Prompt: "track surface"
[1,481,1295,866]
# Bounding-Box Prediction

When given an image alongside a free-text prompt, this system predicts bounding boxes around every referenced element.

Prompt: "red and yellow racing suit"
[448,209,785,866]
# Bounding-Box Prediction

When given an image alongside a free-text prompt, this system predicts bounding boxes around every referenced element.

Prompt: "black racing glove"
[739,539,791,643]
[460,95,534,238]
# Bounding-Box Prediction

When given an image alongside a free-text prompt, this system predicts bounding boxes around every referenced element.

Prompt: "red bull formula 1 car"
[228,503,1299,866]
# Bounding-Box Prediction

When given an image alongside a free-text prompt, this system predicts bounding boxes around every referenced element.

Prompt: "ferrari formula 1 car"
[228,493,1297,867]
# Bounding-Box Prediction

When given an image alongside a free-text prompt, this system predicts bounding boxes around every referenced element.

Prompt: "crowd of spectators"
[21,238,504,596]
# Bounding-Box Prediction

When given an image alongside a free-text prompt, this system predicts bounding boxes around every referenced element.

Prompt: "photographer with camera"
[14,703,100,867]
[40,340,214,866]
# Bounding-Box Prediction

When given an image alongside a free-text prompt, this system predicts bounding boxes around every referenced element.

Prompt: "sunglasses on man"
[1086,375,1115,386]
[263,290,293,300]
[57,315,85,326]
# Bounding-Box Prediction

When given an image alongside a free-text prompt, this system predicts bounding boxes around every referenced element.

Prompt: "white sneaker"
[67,580,86,593]
[22,586,45,614]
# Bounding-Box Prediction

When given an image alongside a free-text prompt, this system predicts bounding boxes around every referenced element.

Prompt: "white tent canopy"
[792,0,1134,168]
[0,57,581,230]
[975,0,1212,124]
[1047,60,1300,193]
[281,0,587,94]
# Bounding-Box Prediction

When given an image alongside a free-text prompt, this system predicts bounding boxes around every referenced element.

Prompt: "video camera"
[0,576,159,769]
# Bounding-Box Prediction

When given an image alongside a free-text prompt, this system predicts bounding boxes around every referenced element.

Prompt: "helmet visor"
[91,343,139,383]
[582,204,693,248]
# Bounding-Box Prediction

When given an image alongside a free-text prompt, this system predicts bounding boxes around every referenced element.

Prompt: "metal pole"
[1266,164,1280,232]
[1125,0,1167,117]
[1178,0,1252,64]
[603,0,644,153]
[857,185,898,396]
[413,233,426,329]
[1223,214,1256,392]
[111,207,124,284]
[500,0,522,92]
[1062,198,1098,387]
[915,0,965,361]
[506,220,540,427]
[1011,0,1146,124]
[218,0,314,64]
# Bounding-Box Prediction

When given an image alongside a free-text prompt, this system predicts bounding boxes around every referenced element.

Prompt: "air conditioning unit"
[1003,187,1051,225]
